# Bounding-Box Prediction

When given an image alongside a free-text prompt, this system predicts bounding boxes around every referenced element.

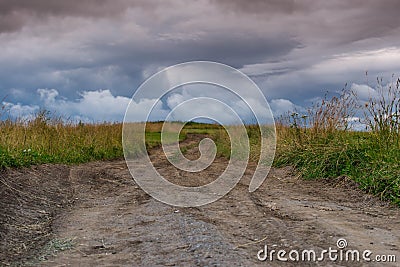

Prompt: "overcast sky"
[1,0,400,122]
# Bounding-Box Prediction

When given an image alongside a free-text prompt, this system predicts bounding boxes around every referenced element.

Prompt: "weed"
[274,77,400,206]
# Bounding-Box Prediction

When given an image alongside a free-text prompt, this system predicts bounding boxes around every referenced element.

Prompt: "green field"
[0,116,219,168]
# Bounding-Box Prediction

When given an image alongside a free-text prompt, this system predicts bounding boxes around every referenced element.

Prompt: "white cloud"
[38,88,59,104]
[164,85,274,124]
[125,97,169,122]
[167,98,240,124]
[3,89,132,122]
[350,83,378,101]
[2,101,39,120]
[269,98,299,116]
[3,86,277,124]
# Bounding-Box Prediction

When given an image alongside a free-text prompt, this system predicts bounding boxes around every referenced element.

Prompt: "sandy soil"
[1,135,399,266]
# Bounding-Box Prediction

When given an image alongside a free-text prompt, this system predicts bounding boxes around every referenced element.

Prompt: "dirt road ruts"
[5,135,399,266]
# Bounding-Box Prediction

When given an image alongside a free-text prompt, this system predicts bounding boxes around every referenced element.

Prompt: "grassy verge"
[212,78,399,206]
[0,115,220,168]
[274,126,400,206]
[0,115,185,168]
[0,112,123,168]
[274,79,400,206]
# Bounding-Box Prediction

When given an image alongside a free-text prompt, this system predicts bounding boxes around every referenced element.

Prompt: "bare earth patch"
[1,135,399,266]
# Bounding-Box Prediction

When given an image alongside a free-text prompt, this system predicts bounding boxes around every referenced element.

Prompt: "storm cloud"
[1,0,400,121]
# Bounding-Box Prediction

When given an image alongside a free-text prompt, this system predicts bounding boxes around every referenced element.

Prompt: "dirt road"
[2,135,400,266]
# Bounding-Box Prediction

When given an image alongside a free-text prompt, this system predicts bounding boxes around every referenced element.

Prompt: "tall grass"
[363,77,400,147]
[0,110,123,168]
[210,77,399,206]
[275,77,400,206]
[0,114,217,168]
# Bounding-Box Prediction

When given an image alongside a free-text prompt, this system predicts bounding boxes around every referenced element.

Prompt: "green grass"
[0,116,214,168]
[0,115,124,168]
[23,238,75,266]
[0,115,172,168]
[37,238,75,262]
[211,78,400,207]
[213,123,399,206]
[144,131,186,149]
[274,129,400,206]
[271,80,400,206]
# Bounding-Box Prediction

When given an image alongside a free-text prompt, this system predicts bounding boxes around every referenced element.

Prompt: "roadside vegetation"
[0,113,219,168]
[274,77,400,206]
[212,77,400,206]
[1,76,399,206]
[0,111,123,168]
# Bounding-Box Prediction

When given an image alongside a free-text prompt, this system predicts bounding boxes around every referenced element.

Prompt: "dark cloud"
[1,0,400,121]
[0,0,302,102]
[0,0,142,17]
[0,0,156,33]
[216,0,400,45]
[214,0,311,15]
